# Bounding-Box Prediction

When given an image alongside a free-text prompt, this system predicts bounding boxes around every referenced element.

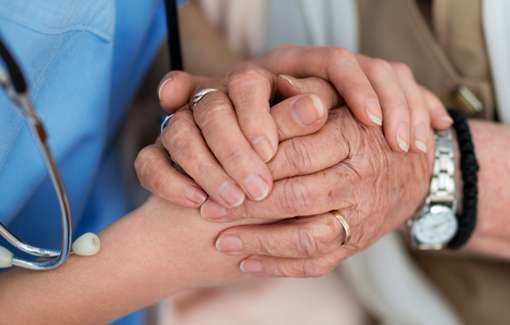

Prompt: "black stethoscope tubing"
[164,0,183,71]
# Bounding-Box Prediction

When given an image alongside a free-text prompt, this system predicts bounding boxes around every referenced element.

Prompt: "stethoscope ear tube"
[164,0,183,70]
[0,33,101,271]
[0,34,27,93]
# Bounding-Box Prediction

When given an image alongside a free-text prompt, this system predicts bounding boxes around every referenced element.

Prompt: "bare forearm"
[0,205,181,324]
[0,198,244,324]
[464,120,510,258]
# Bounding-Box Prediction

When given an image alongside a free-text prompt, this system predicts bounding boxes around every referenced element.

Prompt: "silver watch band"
[429,129,456,206]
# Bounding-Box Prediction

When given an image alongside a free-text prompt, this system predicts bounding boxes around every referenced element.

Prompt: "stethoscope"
[0,0,183,271]
[0,32,106,270]
[0,36,101,270]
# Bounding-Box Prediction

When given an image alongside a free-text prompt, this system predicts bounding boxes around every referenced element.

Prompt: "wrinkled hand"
[210,108,433,276]
[257,45,452,152]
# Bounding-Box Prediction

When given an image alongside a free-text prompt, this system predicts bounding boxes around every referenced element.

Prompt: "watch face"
[412,205,458,248]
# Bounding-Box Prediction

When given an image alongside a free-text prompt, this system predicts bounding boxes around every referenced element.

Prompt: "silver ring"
[190,88,220,111]
[160,114,175,134]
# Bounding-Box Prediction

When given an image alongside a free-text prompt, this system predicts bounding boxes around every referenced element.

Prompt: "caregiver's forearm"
[0,198,245,324]
[464,120,510,259]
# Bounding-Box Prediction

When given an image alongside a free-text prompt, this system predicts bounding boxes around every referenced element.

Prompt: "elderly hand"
[209,107,433,277]
[136,69,334,210]
[257,45,452,152]
[138,45,450,210]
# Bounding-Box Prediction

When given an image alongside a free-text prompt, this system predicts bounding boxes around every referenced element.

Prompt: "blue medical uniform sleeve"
[0,0,186,324]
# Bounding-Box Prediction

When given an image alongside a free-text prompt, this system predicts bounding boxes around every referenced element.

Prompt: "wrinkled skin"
[207,107,432,276]
[136,45,443,277]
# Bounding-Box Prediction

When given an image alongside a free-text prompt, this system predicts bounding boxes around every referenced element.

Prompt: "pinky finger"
[134,142,208,208]
[421,87,453,130]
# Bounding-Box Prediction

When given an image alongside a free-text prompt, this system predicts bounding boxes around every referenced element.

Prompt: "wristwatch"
[409,129,458,250]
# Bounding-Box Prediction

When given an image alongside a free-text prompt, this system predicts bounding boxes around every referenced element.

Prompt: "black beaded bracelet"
[447,109,480,249]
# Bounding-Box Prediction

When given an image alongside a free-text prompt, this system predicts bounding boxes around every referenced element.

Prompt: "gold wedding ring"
[331,210,351,245]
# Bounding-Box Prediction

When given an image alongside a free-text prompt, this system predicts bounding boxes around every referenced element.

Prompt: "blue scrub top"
[0,0,184,324]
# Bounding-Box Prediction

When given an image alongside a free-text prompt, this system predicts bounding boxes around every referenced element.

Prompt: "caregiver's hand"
[210,108,434,277]
[138,69,335,209]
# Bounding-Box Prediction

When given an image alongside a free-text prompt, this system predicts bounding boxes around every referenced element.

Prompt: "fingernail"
[251,136,274,162]
[415,140,427,153]
[216,235,243,253]
[366,98,382,126]
[240,259,263,273]
[279,74,297,88]
[184,186,207,205]
[397,125,410,152]
[243,175,270,201]
[218,181,245,207]
[291,95,324,126]
[414,124,428,153]
[441,116,454,125]
[158,77,172,100]
[200,200,228,220]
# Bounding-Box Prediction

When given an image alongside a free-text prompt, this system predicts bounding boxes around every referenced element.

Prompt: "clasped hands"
[135,45,450,278]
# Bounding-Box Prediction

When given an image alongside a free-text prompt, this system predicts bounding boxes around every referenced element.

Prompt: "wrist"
[125,197,245,289]
[407,133,436,217]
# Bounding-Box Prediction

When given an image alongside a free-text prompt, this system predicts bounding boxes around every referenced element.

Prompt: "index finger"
[227,66,279,162]
[200,159,356,222]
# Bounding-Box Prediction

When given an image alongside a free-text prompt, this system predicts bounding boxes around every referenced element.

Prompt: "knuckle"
[303,257,336,277]
[258,238,283,256]
[317,47,356,77]
[296,218,340,257]
[366,58,392,77]
[222,148,246,168]
[284,138,313,173]
[149,173,165,195]
[242,119,267,139]
[163,117,193,154]
[279,178,313,214]
[134,146,152,176]
[134,148,165,193]
[320,215,343,245]
[391,62,413,77]
[297,226,320,257]
[193,94,232,129]
[276,261,307,278]
[266,44,298,61]
[228,67,268,91]
[383,94,409,113]
[134,146,159,187]
[328,47,355,64]
[332,109,365,155]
